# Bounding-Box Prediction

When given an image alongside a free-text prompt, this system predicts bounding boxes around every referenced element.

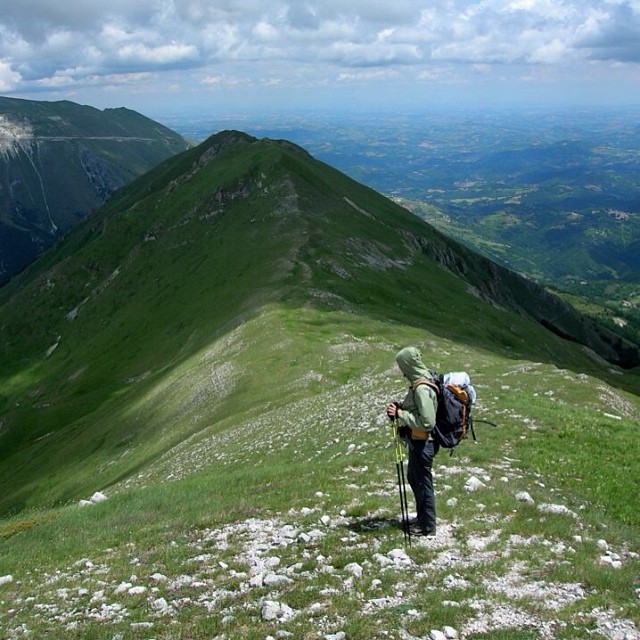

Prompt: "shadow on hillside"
[347,516,403,534]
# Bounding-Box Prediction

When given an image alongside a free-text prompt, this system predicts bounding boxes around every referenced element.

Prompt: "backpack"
[415,371,476,452]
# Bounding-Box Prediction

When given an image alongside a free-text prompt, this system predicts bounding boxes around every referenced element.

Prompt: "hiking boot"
[408,524,436,537]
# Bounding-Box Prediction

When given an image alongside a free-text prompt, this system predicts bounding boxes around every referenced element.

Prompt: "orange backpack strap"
[412,377,440,395]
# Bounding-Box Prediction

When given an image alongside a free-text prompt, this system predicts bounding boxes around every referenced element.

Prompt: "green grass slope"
[0,130,637,517]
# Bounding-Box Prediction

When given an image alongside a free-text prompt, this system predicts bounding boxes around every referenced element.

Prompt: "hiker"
[386,346,439,537]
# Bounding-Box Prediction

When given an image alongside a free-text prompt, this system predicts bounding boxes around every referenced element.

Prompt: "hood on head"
[395,346,430,383]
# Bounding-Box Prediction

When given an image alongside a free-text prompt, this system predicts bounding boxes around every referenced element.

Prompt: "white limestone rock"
[515,491,534,505]
[261,600,296,622]
[464,476,486,493]
[344,562,364,578]
[537,503,578,518]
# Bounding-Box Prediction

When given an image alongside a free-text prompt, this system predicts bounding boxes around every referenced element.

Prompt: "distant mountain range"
[0,96,190,284]
[0,129,638,516]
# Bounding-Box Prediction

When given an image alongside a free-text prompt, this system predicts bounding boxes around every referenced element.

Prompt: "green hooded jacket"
[395,346,437,434]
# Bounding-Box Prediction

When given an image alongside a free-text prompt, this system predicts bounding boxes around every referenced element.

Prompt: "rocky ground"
[3,466,638,639]
[1,362,638,639]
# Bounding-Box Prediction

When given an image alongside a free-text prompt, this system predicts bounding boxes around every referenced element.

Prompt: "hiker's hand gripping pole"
[391,419,411,548]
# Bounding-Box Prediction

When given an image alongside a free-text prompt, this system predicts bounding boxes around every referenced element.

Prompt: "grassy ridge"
[0,132,638,518]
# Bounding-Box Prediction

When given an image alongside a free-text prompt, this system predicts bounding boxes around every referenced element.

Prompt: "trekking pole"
[469,414,477,443]
[391,420,411,548]
[468,414,498,443]
[399,447,411,549]
[475,419,498,427]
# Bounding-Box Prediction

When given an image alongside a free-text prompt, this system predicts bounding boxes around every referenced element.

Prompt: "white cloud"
[529,37,570,64]
[0,0,637,106]
[574,2,640,62]
[416,66,465,84]
[31,70,154,90]
[200,74,244,86]
[0,60,21,91]
[117,43,199,66]
[252,21,280,42]
[337,68,399,82]
[327,41,422,67]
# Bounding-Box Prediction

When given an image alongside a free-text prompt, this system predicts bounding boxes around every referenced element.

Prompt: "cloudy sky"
[0,0,639,115]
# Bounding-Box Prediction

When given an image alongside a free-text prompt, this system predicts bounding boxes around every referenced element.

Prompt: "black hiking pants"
[407,437,439,531]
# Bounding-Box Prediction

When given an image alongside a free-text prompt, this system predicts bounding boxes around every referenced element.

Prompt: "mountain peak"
[198,129,311,163]
[203,128,256,149]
